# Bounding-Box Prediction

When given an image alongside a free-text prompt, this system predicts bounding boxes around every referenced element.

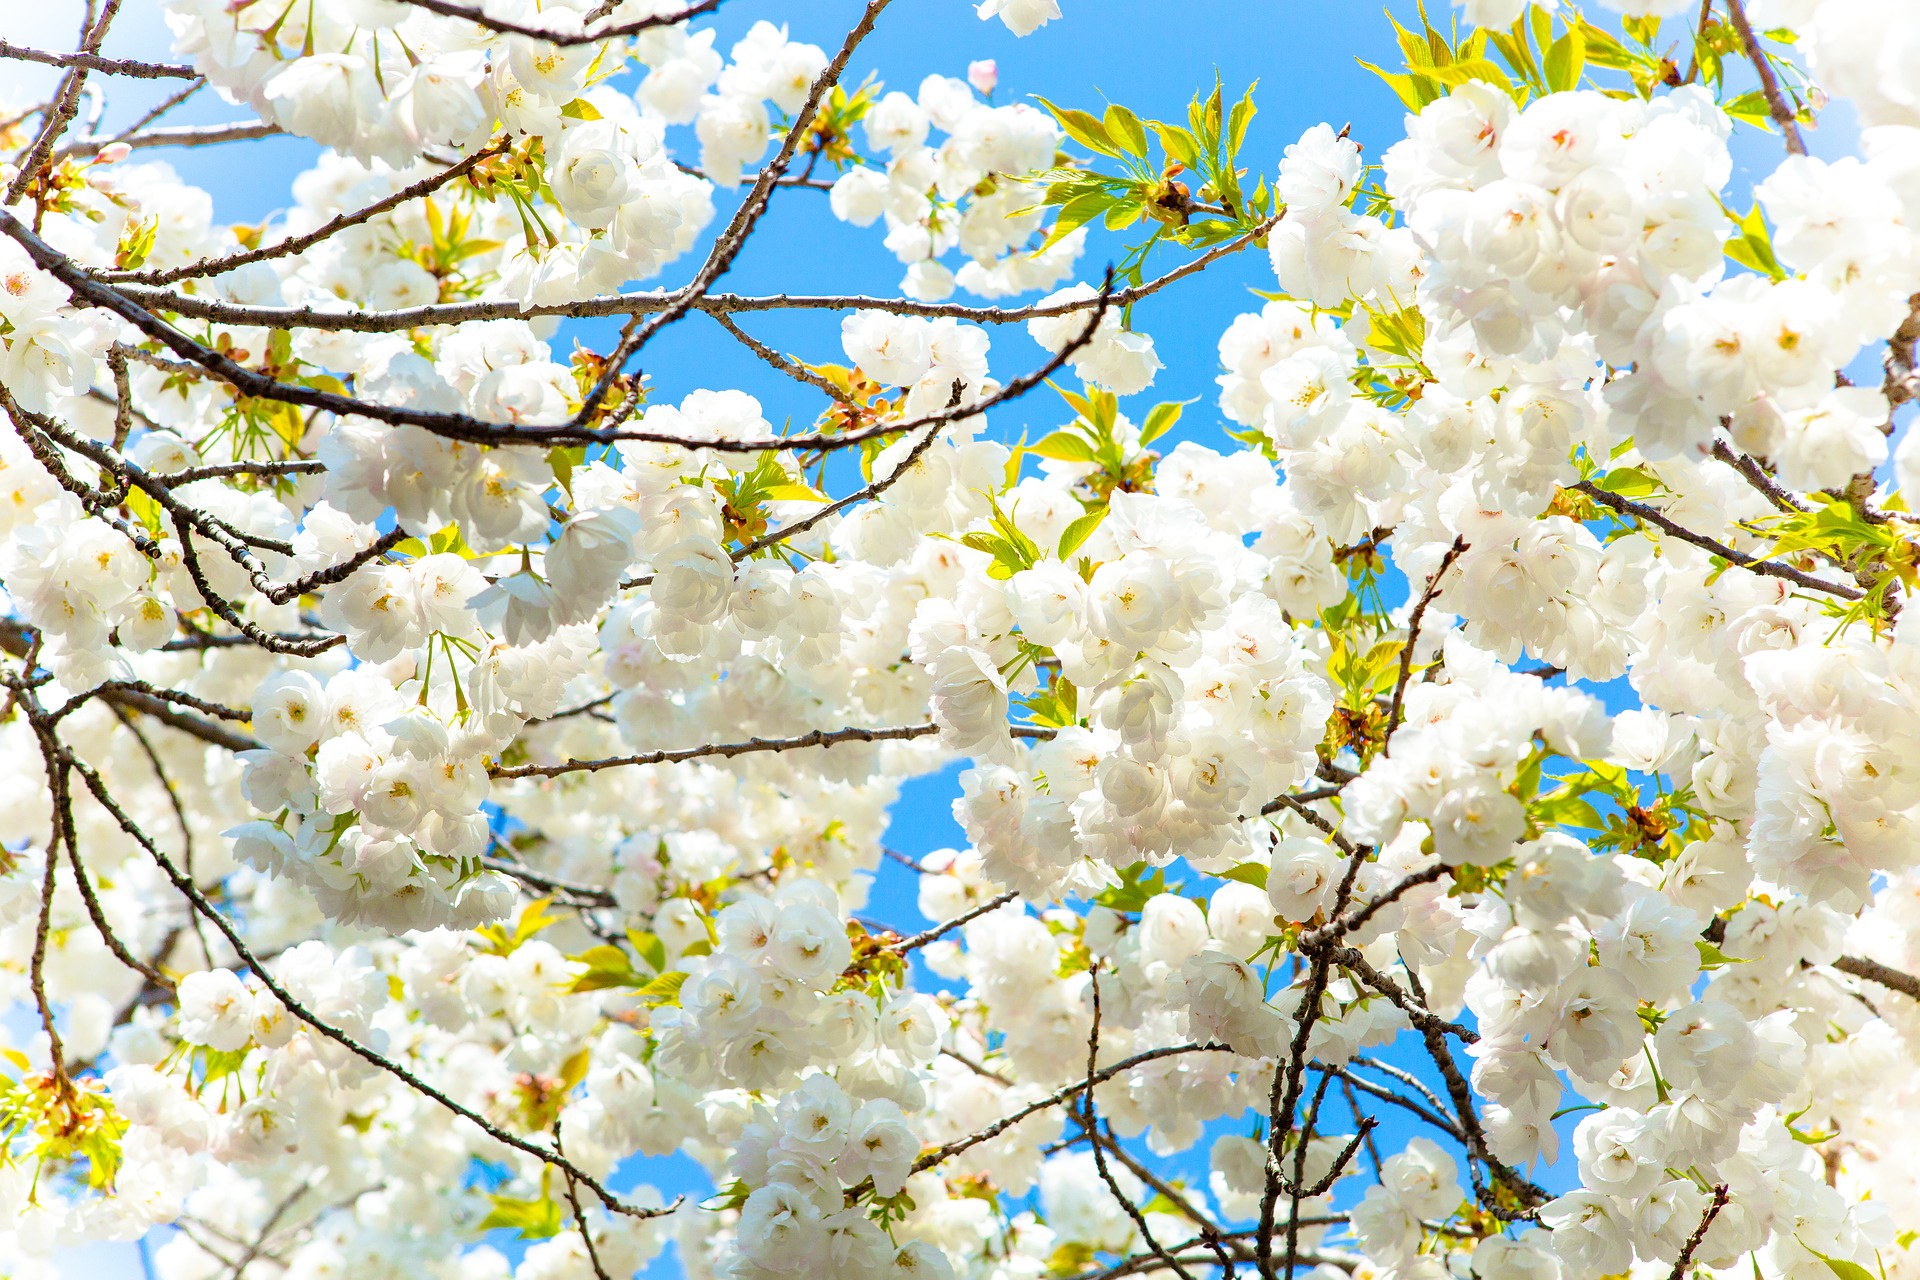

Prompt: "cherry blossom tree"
[2,0,1920,1278]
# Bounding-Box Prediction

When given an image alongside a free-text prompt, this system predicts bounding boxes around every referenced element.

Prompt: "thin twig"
[1384,536,1466,751]
[1666,1184,1729,1280]
[388,0,729,45]
[884,891,1019,954]
[103,217,1277,336]
[1574,481,1861,599]
[108,139,507,286]
[492,722,1056,780]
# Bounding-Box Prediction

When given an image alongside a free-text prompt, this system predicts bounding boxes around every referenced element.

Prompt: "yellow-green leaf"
[634,970,688,1007]
[1227,83,1258,154]
[764,482,829,502]
[627,929,668,974]
[1103,103,1149,156]
[1036,97,1118,156]
[1150,122,1201,166]
[479,1191,564,1240]
[1057,506,1108,560]
[1030,429,1100,463]
[1216,862,1268,891]
[1809,1252,1875,1280]
[1697,939,1749,970]
[1139,398,1193,447]
[1357,60,1432,111]
[1544,28,1585,92]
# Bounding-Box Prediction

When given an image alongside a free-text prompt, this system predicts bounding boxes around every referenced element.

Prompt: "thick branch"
[0,40,195,80]
[1725,0,1807,155]
[1832,954,1920,1001]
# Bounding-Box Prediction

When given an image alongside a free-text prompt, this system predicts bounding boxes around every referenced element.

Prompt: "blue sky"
[7,0,1855,1273]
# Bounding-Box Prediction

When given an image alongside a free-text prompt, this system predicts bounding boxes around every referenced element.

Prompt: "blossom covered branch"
[3,1,1920,1279]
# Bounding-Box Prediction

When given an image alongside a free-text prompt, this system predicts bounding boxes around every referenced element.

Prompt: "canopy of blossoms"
[2,0,1920,1278]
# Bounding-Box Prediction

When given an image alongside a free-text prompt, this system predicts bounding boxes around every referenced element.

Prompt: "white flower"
[3,315,96,413]
[177,970,256,1053]
[976,0,1061,36]
[1279,123,1363,220]
[251,671,326,757]
[843,311,934,385]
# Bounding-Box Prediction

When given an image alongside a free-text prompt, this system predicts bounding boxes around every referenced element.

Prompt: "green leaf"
[1357,60,1431,111]
[634,970,688,1007]
[1022,675,1079,729]
[1725,202,1788,281]
[1103,103,1149,156]
[1532,793,1603,830]
[1426,58,1515,92]
[429,523,471,556]
[1094,862,1173,914]
[1787,1117,1839,1144]
[628,929,668,974]
[1216,862,1268,891]
[1622,15,1662,47]
[197,1047,251,1086]
[1036,190,1115,253]
[559,98,603,122]
[1514,751,1544,802]
[479,1191,564,1240]
[1030,429,1100,463]
[1036,96,1119,156]
[764,482,829,502]
[569,969,639,994]
[1049,1243,1100,1278]
[1722,89,1776,129]
[1057,506,1108,559]
[114,215,159,271]
[1197,79,1224,147]
[1227,83,1258,154]
[1053,381,1095,421]
[569,944,644,993]
[1150,123,1201,167]
[1594,464,1664,500]
[126,487,165,537]
[1807,1250,1876,1280]
[1544,28,1585,92]
[1484,22,1543,90]
[1696,939,1749,970]
[559,1046,591,1092]
[1139,398,1193,447]
[475,897,559,956]
[1575,20,1642,71]
[1525,5,1552,56]
[1387,12,1440,69]
[546,445,578,498]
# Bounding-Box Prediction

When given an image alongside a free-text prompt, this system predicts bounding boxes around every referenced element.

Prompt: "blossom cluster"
[4,2,1920,1280]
